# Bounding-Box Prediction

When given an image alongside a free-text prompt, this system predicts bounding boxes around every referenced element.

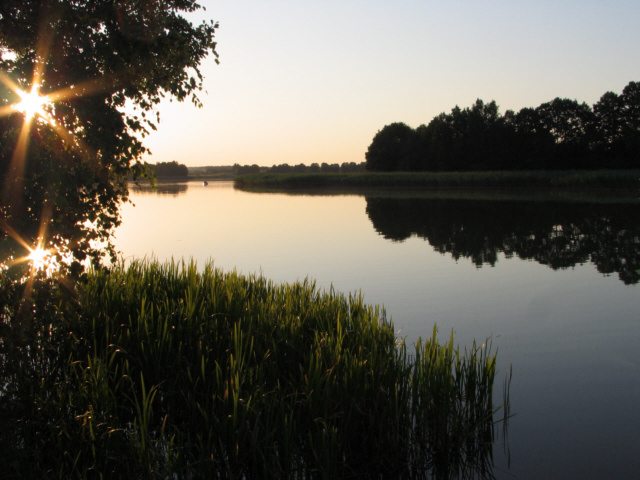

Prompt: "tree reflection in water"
[366,193,640,285]
[131,182,188,197]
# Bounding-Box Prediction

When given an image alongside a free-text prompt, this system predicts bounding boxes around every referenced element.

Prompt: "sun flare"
[13,84,53,123]
[26,245,60,276]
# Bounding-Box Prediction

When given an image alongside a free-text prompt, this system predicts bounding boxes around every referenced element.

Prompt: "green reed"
[0,259,510,479]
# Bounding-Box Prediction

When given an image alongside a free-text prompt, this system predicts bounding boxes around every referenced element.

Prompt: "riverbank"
[233,169,640,191]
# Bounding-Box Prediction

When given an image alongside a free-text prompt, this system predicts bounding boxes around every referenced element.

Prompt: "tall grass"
[234,169,640,191]
[0,260,510,479]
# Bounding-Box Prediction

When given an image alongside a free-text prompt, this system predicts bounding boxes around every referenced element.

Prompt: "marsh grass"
[234,169,640,191]
[0,260,509,479]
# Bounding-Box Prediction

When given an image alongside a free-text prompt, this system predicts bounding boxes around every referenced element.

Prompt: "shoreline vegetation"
[365,83,640,172]
[1,260,510,479]
[231,169,640,192]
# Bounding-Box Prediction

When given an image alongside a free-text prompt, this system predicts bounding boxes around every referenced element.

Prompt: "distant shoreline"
[186,172,235,181]
[231,169,640,191]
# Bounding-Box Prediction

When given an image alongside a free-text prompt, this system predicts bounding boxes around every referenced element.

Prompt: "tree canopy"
[153,161,189,178]
[0,0,218,275]
[366,82,640,172]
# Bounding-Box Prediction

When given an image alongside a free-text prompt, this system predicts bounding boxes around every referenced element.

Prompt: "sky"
[142,0,640,168]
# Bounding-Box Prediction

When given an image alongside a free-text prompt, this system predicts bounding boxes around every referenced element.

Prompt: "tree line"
[365,81,640,172]
[152,161,189,177]
[233,161,366,175]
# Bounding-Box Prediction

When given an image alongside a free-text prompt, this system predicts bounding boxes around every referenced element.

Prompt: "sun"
[13,84,53,123]
[26,244,61,277]
[27,245,50,268]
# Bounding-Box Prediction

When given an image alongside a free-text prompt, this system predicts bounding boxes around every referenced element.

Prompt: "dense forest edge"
[364,81,640,172]
[0,260,510,479]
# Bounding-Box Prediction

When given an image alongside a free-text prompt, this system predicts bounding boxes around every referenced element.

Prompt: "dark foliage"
[366,82,640,172]
[152,160,188,177]
[0,0,218,272]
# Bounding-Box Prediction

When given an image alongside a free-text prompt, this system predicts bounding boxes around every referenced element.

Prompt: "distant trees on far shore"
[366,81,640,172]
[231,162,366,175]
[153,160,189,177]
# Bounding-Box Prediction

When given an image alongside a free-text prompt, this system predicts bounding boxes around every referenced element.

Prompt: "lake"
[115,180,640,480]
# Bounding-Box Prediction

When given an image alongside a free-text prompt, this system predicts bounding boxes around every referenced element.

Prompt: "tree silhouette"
[365,82,640,172]
[0,0,217,273]
[153,161,189,178]
[365,122,416,171]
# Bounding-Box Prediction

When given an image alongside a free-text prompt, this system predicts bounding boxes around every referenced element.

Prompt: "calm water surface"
[115,181,640,480]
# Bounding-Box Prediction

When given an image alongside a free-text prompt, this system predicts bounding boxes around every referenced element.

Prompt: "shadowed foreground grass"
[0,260,510,479]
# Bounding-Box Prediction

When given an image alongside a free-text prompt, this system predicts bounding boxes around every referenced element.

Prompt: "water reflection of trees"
[366,195,640,284]
[131,182,188,196]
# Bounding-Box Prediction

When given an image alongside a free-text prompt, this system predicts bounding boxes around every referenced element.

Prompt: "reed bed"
[234,169,640,191]
[0,260,509,479]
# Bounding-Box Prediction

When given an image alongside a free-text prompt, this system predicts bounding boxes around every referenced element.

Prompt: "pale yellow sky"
[141,0,640,167]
